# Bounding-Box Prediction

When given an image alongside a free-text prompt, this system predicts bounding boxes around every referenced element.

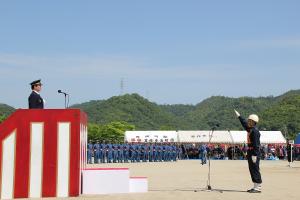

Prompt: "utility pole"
[120,78,124,95]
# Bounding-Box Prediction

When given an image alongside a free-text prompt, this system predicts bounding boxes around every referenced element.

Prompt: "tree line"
[1,90,300,140]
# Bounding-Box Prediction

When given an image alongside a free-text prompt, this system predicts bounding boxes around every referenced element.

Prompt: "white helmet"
[248,114,259,123]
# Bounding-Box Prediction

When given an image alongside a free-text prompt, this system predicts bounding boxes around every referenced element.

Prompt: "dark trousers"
[247,153,262,184]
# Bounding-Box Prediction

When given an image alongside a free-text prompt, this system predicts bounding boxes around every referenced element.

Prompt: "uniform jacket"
[239,116,261,156]
[28,91,44,109]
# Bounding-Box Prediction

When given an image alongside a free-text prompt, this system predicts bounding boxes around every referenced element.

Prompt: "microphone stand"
[63,93,67,108]
[228,130,235,160]
[206,127,214,191]
[58,90,69,108]
[194,127,223,193]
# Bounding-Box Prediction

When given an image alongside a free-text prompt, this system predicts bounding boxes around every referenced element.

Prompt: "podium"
[0,109,87,199]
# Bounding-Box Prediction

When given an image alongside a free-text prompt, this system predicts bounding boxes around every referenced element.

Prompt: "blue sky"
[0,0,299,108]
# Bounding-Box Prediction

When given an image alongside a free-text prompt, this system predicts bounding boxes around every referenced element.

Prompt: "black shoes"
[247,188,261,193]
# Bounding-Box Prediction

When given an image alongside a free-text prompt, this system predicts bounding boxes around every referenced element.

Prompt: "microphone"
[58,90,68,95]
[57,90,70,108]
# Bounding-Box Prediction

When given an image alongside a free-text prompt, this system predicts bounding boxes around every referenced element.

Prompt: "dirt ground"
[46,160,299,200]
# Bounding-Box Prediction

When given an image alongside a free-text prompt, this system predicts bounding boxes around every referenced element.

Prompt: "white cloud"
[238,37,300,49]
[0,53,245,80]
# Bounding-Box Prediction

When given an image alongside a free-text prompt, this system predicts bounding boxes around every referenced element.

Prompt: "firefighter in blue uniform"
[235,110,262,193]
[118,144,124,163]
[153,144,158,162]
[100,142,106,163]
[163,144,167,161]
[144,144,149,162]
[136,144,141,162]
[130,144,136,162]
[169,144,173,161]
[93,140,100,164]
[124,143,129,163]
[157,145,162,162]
[170,144,173,161]
[172,144,177,161]
[177,144,182,160]
[160,144,164,162]
[107,143,113,163]
[199,144,207,165]
[167,144,171,161]
[148,143,153,162]
[113,144,118,163]
[141,144,146,162]
[87,140,94,164]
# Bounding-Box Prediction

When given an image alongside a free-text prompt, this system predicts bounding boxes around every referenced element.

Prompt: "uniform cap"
[30,79,42,86]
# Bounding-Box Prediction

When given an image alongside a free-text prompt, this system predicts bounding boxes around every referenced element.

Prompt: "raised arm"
[234,109,249,130]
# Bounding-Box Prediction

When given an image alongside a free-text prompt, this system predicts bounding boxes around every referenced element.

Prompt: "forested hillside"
[0,104,15,123]
[1,90,300,139]
[72,90,300,139]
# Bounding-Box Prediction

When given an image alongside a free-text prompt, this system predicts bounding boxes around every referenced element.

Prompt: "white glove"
[234,109,240,117]
[252,156,257,163]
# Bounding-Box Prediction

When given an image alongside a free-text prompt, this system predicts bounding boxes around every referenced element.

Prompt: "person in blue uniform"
[28,79,44,109]
[93,140,100,164]
[199,144,207,165]
[130,144,136,162]
[149,143,154,162]
[113,144,118,163]
[172,144,177,161]
[87,140,94,164]
[100,142,105,163]
[141,144,146,162]
[153,143,158,162]
[124,143,129,163]
[136,144,141,162]
[157,145,163,162]
[107,143,113,163]
[118,144,124,163]
[177,144,183,160]
[163,144,167,161]
[235,109,262,193]
[144,144,149,162]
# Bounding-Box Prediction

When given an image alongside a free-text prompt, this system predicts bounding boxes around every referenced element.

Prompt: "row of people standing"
[87,141,183,164]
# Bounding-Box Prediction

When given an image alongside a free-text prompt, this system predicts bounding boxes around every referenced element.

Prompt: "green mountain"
[0,103,15,123]
[1,90,300,139]
[260,92,300,139]
[71,90,300,139]
[0,103,15,116]
[72,94,181,130]
[184,96,276,130]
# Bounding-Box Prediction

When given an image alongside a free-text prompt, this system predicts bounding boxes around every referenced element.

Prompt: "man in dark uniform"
[287,141,294,167]
[28,79,44,109]
[235,109,262,193]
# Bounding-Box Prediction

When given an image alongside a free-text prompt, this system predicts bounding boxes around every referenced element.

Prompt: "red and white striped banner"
[0,109,87,199]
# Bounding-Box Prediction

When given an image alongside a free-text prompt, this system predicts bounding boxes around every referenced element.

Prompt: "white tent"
[229,131,247,144]
[177,131,233,143]
[230,131,286,144]
[125,130,286,144]
[125,131,178,143]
